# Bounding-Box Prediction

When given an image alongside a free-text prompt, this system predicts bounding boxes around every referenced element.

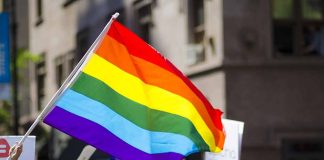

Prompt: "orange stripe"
[108,21,223,132]
[95,35,223,145]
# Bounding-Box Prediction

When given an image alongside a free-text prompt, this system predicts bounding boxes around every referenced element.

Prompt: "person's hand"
[8,142,23,160]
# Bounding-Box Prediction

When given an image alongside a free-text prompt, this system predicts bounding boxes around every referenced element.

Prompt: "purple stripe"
[44,106,185,160]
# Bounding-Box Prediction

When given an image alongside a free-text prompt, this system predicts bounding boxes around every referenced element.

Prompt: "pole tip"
[112,12,120,19]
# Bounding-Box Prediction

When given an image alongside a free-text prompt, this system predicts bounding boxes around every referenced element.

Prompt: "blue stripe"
[55,89,198,155]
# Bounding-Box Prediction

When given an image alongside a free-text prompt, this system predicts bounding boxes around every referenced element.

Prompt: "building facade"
[14,0,324,159]
[223,0,324,160]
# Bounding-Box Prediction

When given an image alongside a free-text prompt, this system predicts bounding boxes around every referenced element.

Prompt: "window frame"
[35,53,46,111]
[35,0,44,26]
[133,0,154,43]
[55,51,75,89]
[272,0,324,57]
[186,0,206,66]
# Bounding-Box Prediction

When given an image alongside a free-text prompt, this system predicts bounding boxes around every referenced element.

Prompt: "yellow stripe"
[82,54,216,150]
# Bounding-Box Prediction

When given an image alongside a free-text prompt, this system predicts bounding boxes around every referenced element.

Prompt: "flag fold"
[44,19,225,160]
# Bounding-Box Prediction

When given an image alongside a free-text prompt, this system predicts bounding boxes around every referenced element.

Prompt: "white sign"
[77,145,96,160]
[205,119,244,160]
[0,136,36,160]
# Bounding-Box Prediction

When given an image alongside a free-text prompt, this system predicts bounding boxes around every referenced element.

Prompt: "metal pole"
[10,0,19,135]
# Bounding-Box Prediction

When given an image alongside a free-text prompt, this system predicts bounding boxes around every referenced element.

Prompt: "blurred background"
[0,0,324,159]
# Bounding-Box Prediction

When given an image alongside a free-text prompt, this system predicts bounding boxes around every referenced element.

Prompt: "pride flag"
[44,20,225,160]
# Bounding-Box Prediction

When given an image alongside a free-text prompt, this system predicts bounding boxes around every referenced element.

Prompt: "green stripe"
[70,73,209,150]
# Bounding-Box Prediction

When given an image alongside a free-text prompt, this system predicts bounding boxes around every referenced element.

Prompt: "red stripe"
[107,21,223,131]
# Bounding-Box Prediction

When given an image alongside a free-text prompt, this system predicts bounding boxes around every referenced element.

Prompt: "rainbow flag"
[44,20,225,160]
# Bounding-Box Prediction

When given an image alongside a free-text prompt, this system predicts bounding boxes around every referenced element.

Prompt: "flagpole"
[17,12,120,146]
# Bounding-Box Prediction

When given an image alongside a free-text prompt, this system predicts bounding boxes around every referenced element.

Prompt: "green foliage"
[0,101,12,134]
[15,48,42,80]
[273,0,323,20]
[0,48,40,134]
[0,108,9,125]
[302,0,323,20]
[272,0,293,19]
[17,48,42,69]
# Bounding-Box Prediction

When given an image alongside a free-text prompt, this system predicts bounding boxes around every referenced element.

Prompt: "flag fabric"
[44,20,225,160]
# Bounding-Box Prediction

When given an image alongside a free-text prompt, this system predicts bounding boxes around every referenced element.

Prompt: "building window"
[55,52,75,89]
[76,28,90,61]
[35,0,43,26]
[282,138,324,160]
[66,51,76,73]
[187,0,205,66]
[55,56,64,88]
[35,54,46,111]
[191,0,205,43]
[134,0,153,43]
[272,0,324,57]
